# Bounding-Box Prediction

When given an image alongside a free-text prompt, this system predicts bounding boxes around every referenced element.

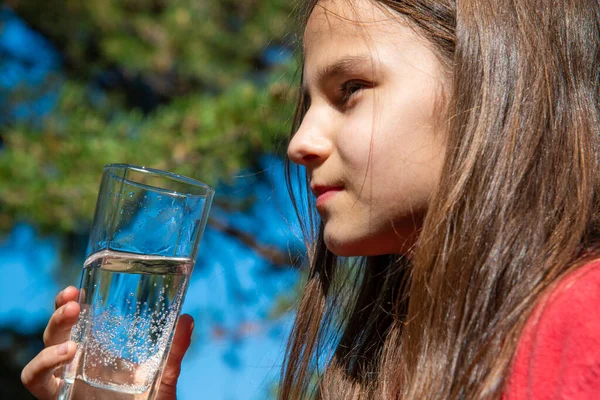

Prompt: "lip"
[312,185,343,207]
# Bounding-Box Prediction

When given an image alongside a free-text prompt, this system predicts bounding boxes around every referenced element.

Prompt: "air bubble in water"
[77,251,189,394]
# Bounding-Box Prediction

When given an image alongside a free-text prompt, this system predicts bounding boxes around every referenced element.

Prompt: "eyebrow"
[302,54,373,95]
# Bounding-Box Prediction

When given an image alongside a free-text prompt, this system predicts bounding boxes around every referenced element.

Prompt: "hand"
[21,286,194,400]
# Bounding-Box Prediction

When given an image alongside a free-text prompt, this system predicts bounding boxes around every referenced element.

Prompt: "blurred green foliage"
[9,0,298,87]
[0,0,303,234]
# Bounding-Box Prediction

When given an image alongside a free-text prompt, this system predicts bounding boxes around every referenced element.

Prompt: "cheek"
[378,88,443,171]
[335,84,444,200]
[335,114,374,171]
[371,117,443,209]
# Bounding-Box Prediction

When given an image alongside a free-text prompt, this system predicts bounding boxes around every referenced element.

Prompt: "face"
[287,0,448,257]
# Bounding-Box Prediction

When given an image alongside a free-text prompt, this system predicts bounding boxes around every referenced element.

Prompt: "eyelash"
[339,80,367,104]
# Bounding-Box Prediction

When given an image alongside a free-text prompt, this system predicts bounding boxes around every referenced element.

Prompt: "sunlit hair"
[281,0,600,398]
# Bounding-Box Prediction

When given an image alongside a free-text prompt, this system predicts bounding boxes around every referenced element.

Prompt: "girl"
[282,0,600,398]
[23,0,600,399]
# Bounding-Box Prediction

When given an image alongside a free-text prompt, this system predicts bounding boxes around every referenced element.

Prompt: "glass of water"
[58,164,214,400]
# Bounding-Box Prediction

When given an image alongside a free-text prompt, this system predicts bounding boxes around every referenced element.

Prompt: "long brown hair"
[281,0,600,399]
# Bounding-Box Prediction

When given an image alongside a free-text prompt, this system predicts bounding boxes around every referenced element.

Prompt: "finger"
[54,286,79,310]
[159,314,194,390]
[21,341,77,400]
[44,301,81,347]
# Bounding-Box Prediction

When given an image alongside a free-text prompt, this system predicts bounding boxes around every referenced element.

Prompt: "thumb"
[157,314,194,398]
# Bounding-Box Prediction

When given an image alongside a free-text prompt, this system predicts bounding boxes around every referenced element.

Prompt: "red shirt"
[503,260,600,399]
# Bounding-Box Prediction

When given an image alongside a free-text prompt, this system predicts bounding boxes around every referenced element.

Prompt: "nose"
[287,107,334,167]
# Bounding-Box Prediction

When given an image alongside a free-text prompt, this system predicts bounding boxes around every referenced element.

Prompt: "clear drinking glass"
[58,164,214,400]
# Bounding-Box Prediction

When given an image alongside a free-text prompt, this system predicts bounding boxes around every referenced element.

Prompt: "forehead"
[303,0,399,58]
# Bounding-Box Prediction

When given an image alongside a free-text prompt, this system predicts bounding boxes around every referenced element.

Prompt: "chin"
[324,235,388,257]
[324,243,360,257]
[323,228,418,258]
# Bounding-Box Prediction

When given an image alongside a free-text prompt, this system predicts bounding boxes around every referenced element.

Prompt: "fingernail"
[58,342,69,355]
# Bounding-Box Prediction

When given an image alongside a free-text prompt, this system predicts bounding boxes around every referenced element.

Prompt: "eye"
[338,80,369,105]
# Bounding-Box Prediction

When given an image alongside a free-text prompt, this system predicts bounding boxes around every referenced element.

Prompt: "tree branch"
[208,217,297,269]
